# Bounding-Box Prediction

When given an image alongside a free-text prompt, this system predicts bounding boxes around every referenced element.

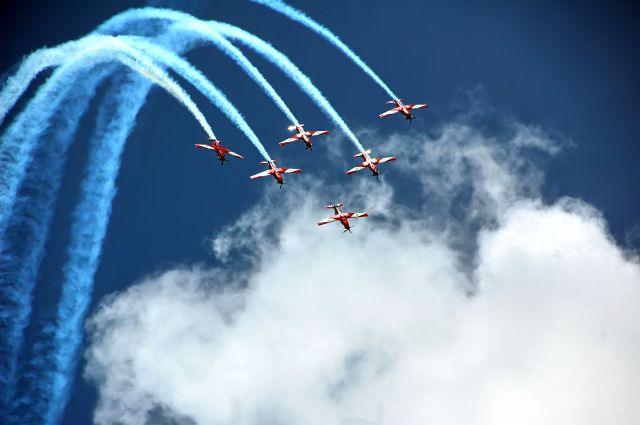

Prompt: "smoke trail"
[99,8,364,151]
[100,8,299,125]
[0,67,112,420]
[208,22,365,151]
[106,38,216,139]
[6,8,361,421]
[122,36,271,160]
[0,36,215,423]
[251,0,399,100]
[0,35,214,234]
[0,35,118,126]
[15,30,272,424]
[6,70,154,425]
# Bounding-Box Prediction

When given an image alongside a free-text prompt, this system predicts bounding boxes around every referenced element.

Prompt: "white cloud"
[84,112,640,425]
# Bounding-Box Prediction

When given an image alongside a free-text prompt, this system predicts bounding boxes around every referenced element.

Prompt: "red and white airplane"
[346,149,396,180]
[250,160,302,187]
[317,203,368,233]
[279,123,330,150]
[194,137,244,165]
[378,99,429,123]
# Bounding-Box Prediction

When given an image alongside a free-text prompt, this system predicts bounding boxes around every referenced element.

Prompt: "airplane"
[346,149,396,180]
[279,123,330,150]
[194,137,244,165]
[317,203,368,233]
[250,160,302,187]
[378,99,429,123]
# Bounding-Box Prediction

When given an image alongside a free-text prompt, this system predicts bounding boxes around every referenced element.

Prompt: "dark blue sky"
[1,0,639,423]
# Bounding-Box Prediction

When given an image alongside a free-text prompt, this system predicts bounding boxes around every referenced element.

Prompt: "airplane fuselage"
[361,153,379,175]
[214,146,226,162]
[295,125,312,148]
[273,171,284,185]
[209,140,227,163]
[392,100,414,120]
[330,207,352,230]
[266,163,284,185]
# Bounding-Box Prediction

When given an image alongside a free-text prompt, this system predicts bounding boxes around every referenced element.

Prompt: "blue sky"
[0,1,639,424]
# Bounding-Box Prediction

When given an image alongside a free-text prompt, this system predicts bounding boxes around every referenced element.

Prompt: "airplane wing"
[406,104,428,110]
[378,108,400,118]
[317,216,338,225]
[344,212,368,219]
[279,136,301,147]
[227,151,244,159]
[373,156,396,164]
[308,130,330,137]
[281,168,302,174]
[249,170,272,180]
[194,143,215,150]
[346,165,366,175]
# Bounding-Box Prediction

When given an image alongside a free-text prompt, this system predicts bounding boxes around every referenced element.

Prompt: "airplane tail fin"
[259,160,276,165]
[354,149,372,158]
[326,203,343,209]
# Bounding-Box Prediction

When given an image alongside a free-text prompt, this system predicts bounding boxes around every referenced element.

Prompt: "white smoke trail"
[99,8,299,126]
[99,8,365,151]
[0,35,115,126]
[122,36,271,160]
[251,0,399,100]
[209,22,366,152]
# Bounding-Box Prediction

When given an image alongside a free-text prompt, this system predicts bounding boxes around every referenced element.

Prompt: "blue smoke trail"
[0,66,112,420]
[0,36,217,423]
[99,8,364,150]
[0,56,123,419]
[40,72,153,425]
[7,8,366,422]
[251,0,399,100]
[16,30,273,425]
[0,36,216,236]
[0,35,120,126]
[6,71,153,425]
[100,8,299,125]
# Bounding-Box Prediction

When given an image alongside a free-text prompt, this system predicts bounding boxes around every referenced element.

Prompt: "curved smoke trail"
[15,30,274,424]
[0,36,216,422]
[100,8,299,126]
[105,38,216,139]
[251,0,399,100]
[22,13,366,418]
[0,66,113,419]
[123,36,271,160]
[99,7,364,151]
[208,22,365,151]
[3,6,374,422]
[30,73,154,425]
[0,35,119,126]
[0,35,215,234]
[6,70,155,425]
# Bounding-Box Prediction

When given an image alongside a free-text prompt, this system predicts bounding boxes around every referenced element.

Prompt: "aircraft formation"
[195,98,428,233]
